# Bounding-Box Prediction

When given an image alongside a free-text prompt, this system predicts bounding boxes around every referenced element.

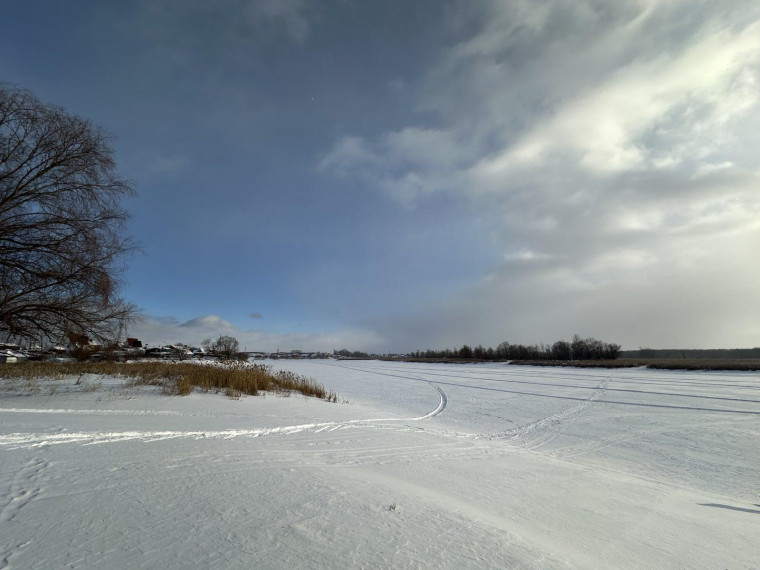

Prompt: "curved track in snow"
[411,383,447,420]
[0,381,449,449]
[1,360,759,569]
[482,377,609,445]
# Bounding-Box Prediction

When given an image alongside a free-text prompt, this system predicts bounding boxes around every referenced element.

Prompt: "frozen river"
[1,360,758,568]
[268,360,760,501]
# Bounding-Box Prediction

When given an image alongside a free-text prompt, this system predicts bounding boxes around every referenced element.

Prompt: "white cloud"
[320,0,760,348]
[128,314,385,352]
[323,1,760,196]
[178,315,233,331]
[491,21,759,176]
[503,250,553,263]
[319,127,467,206]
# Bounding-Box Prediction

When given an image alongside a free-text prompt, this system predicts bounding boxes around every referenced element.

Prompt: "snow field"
[1,360,759,568]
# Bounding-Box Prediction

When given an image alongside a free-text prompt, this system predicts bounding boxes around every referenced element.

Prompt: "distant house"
[67,332,90,347]
[145,347,172,357]
[0,347,28,363]
[126,337,143,348]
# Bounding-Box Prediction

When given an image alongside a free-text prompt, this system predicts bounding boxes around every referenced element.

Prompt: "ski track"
[3,362,757,456]
[482,377,609,444]
[322,361,760,415]
[413,382,447,419]
[0,370,663,452]
[1,361,759,569]
[375,361,760,390]
[551,418,737,460]
[0,407,188,416]
[0,381,449,450]
[2,366,589,452]
[358,363,760,404]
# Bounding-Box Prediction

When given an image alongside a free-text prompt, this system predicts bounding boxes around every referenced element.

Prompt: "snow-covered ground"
[1,360,758,569]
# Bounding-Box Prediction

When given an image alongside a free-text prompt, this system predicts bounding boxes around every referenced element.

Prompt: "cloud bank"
[10,1,759,352]
[129,314,385,353]
[321,0,760,349]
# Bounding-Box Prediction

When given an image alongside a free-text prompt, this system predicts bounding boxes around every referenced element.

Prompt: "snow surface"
[1,360,759,569]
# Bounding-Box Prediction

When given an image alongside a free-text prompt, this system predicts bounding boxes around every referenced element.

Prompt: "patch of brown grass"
[643,359,760,371]
[0,361,338,401]
[508,358,760,371]
[509,359,643,368]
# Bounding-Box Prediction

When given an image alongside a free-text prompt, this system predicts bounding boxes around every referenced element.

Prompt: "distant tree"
[551,340,571,360]
[638,347,656,358]
[334,348,370,358]
[211,335,239,359]
[570,335,586,360]
[587,337,604,359]
[0,86,135,344]
[409,336,620,362]
[603,343,621,360]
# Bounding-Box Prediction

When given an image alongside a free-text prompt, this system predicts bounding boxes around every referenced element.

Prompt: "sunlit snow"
[1,360,758,568]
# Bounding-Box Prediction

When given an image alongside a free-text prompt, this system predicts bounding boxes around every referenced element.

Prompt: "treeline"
[623,347,760,360]
[334,349,371,359]
[411,335,621,361]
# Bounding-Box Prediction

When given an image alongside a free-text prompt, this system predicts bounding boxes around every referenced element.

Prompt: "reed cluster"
[0,360,338,401]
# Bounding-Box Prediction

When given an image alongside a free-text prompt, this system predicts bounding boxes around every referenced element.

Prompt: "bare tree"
[551,340,571,360]
[211,335,240,359]
[0,86,136,345]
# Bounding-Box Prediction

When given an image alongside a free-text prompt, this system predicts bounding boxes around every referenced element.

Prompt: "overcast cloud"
[3,1,759,351]
[322,0,760,349]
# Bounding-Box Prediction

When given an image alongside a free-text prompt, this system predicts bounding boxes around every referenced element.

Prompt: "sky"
[2,0,759,352]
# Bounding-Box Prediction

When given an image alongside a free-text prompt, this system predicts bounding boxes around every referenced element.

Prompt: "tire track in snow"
[362,362,760,410]
[0,407,189,416]
[0,383,448,450]
[551,417,740,460]
[360,364,760,405]
[483,378,609,444]
[412,384,447,420]
[323,361,760,415]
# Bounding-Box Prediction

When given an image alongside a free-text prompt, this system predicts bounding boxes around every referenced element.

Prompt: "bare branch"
[0,85,137,345]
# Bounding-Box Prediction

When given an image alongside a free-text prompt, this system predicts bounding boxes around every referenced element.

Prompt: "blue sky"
[3,1,760,351]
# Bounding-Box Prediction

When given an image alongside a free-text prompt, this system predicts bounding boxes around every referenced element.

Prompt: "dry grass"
[0,361,338,401]
[509,359,643,368]
[508,358,760,371]
[644,359,760,371]
[381,357,485,364]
